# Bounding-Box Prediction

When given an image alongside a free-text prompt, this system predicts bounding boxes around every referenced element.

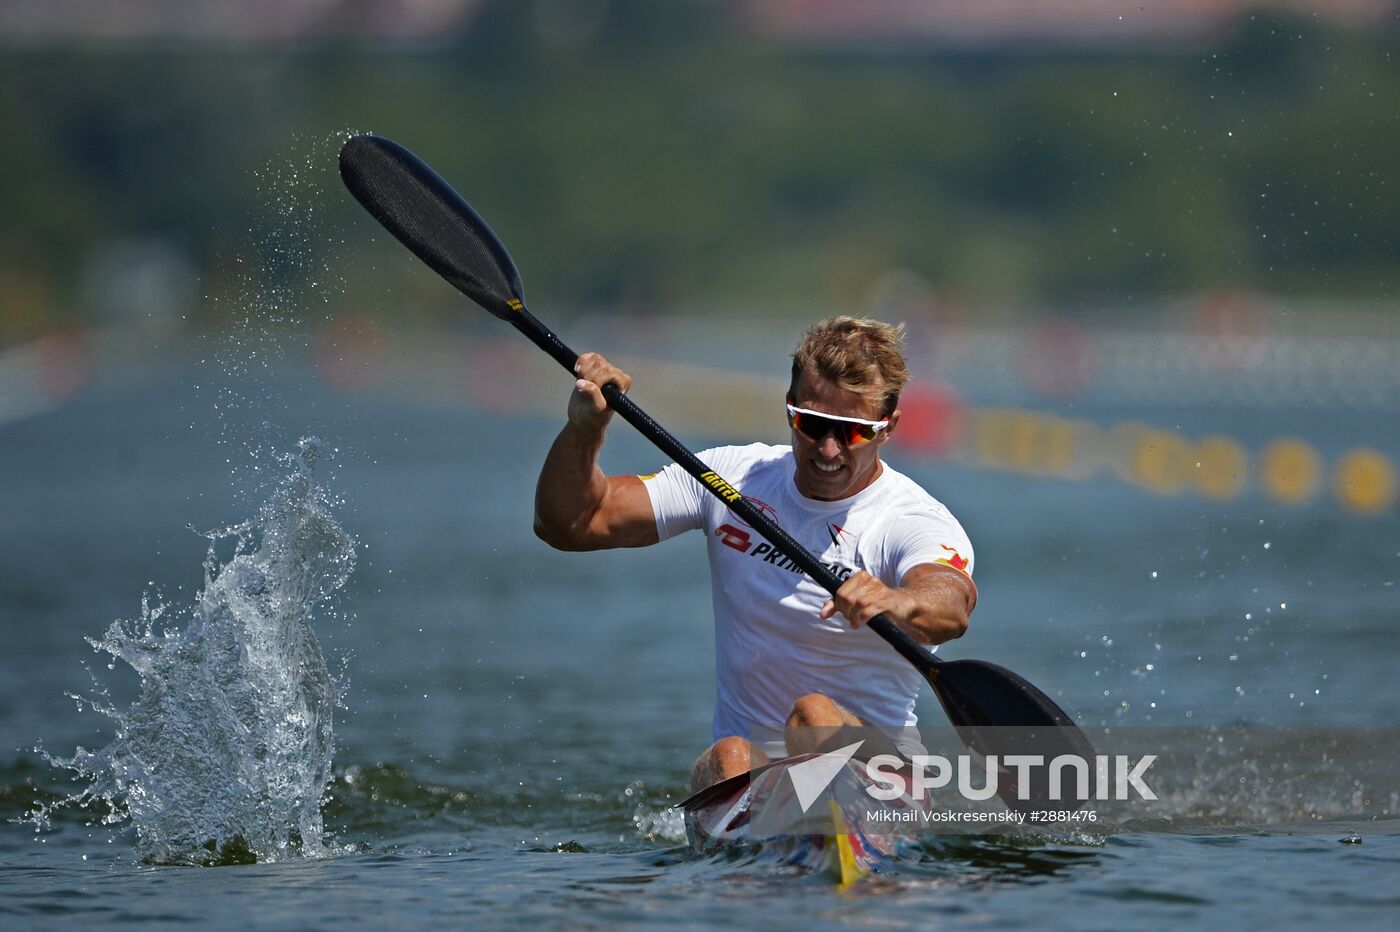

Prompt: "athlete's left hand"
[820,570,916,629]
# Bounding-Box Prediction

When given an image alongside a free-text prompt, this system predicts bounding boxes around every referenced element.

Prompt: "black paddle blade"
[929,659,1079,730]
[930,659,1098,811]
[339,134,524,320]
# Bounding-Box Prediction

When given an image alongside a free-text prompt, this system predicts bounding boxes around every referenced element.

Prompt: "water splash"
[31,438,355,865]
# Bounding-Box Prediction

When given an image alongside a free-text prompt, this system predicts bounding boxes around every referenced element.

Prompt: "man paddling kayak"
[533,316,977,792]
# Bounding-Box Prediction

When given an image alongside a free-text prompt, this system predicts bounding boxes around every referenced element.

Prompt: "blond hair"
[789,316,909,416]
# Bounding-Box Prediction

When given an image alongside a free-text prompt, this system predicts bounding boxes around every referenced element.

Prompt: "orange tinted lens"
[790,411,876,445]
[842,423,876,445]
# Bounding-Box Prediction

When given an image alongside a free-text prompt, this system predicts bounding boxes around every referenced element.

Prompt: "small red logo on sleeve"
[936,544,969,573]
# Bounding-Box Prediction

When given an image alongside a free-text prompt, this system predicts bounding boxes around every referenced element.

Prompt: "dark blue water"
[2,354,1397,928]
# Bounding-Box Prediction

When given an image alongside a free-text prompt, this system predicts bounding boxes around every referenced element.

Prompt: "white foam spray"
[32,438,355,865]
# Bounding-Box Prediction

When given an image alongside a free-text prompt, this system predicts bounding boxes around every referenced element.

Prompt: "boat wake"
[28,438,356,865]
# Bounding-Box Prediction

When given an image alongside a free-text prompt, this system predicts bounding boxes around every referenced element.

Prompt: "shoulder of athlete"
[860,474,976,575]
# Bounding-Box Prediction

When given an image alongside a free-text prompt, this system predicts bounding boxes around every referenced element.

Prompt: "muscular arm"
[820,563,977,646]
[533,353,660,552]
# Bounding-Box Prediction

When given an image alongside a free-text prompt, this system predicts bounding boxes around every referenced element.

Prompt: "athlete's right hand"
[568,352,633,433]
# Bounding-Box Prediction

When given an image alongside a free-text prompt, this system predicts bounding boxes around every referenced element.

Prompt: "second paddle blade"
[339,134,525,320]
[930,658,1098,811]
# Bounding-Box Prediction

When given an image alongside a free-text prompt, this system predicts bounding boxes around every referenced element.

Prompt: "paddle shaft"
[511,305,938,675]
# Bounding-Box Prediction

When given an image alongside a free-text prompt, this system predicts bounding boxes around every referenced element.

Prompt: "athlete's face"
[787,370,899,501]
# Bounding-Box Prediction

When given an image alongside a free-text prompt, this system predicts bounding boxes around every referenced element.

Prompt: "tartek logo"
[699,470,743,503]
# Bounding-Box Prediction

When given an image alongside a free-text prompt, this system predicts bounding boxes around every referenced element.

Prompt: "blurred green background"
[2,1,1397,516]
[1,0,1397,339]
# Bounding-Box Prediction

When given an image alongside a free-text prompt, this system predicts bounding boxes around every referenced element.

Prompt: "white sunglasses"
[785,404,890,446]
